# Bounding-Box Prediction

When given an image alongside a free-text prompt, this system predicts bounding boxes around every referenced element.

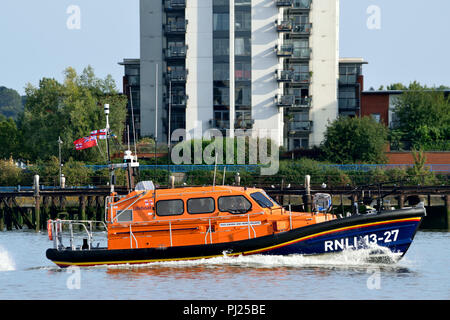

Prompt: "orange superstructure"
[106,186,334,251]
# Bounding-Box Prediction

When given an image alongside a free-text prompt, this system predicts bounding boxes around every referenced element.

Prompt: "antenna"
[222,166,226,185]
[212,153,218,190]
[129,89,138,157]
[104,104,114,193]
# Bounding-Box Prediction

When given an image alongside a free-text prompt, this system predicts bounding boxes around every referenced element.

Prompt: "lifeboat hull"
[46,208,424,268]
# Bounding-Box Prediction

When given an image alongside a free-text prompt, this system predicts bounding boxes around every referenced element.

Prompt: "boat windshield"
[250,192,276,208]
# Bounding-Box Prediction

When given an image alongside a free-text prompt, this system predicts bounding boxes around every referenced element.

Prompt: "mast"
[104,104,114,193]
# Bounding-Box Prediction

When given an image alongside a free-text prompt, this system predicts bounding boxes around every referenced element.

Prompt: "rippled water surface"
[0,230,449,300]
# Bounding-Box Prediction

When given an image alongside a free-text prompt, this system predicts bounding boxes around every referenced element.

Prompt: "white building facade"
[139,0,339,150]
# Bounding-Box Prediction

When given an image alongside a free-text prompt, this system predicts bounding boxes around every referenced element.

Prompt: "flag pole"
[104,104,114,193]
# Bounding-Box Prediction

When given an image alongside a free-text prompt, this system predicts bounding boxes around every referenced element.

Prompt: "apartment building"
[133,0,340,150]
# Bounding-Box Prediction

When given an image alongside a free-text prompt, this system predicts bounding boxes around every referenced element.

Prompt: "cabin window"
[156,199,184,216]
[116,209,133,222]
[187,197,215,214]
[218,195,252,214]
[250,192,274,208]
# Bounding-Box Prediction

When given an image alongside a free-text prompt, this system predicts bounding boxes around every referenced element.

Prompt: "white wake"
[0,246,15,271]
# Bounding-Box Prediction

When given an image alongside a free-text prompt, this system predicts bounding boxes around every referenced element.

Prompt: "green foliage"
[406,149,438,185]
[0,160,23,186]
[16,66,128,162]
[391,82,450,151]
[0,86,23,120]
[0,115,20,159]
[171,136,278,165]
[322,116,389,164]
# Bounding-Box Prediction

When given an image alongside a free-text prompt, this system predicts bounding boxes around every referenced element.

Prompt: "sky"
[0,0,449,95]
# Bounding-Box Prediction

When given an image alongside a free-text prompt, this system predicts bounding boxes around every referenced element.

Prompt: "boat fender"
[47,220,53,241]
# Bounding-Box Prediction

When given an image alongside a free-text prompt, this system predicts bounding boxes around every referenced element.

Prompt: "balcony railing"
[276,44,311,59]
[165,46,187,59]
[210,120,229,130]
[291,23,312,34]
[292,48,311,59]
[288,121,313,132]
[276,70,310,83]
[276,95,311,108]
[167,94,188,107]
[276,20,292,32]
[275,0,311,9]
[164,0,186,10]
[276,44,294,56]
[235,119,254,130]
[275,0,293,6]
[164,21,187,34]
[276,21,311,34]
[166,69,188,82]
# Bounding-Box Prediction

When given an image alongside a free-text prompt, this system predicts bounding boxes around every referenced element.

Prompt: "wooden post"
[445,195,450,230]
[0,198,4,231]
[42,196,50,226]
[34,175,40,231]
[80,196,86,221]
[397,194,405,209]
[87,196,94,220]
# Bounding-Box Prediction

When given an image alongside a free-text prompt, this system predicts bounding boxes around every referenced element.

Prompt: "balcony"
[276,95,311,108]
[275,0,293,6]
[166,69,188,82]
[291,23,312,34]
[275,44,294,57]
[164,21,187,35]
[276,21,311,34]
[292,48,311,59]
[235,119,254,130]
[164,0,186,10]
[276,70,310,83]
[275,0,311,9]
[288,121,313,133]
[276,20,292,32]
[210,119,229,130]
[166,94,188,107]
[165,46,187,59]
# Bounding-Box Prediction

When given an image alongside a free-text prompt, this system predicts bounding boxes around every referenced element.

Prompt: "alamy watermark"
[170,125,280,176]
[66,266,81,290]
[367,4,381,30]
[67,5,81,30]
[366,267,381,290]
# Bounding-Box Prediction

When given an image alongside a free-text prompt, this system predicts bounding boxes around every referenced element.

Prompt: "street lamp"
[58,136,63,188]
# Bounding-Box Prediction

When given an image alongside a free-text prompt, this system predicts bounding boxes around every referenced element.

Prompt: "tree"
[0,114,20,159]
[391,82,450,151]
[322,116,389,164]
[0,86,23,120]
[17,66,128,162]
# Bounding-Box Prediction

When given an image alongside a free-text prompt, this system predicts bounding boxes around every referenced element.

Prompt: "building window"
[213,63,230,81]
[213,38,229,56]
[218,195,252,214]
[235,11,251,31]
[235,37,251,56]
[235,62,251,81]
[213,13,229,31]
[371,113,381,123]
[156,199,184,216]
[214,86,230,105]
[187,197,215,214]
[235,85,251,106]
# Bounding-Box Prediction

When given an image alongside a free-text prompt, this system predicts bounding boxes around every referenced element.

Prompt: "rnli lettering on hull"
[324,229,400,252]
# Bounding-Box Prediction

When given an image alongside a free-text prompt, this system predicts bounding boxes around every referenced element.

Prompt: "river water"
[0,230,449,300]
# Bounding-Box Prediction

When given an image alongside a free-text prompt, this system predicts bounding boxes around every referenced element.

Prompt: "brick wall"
[386,152,450,165]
